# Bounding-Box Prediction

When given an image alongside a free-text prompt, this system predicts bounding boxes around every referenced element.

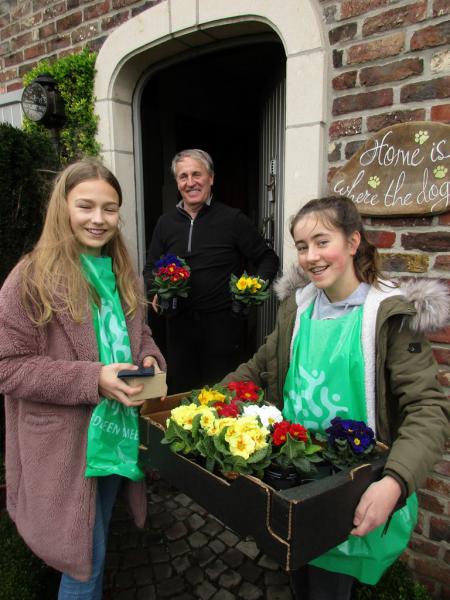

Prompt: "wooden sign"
[329,121,450,216]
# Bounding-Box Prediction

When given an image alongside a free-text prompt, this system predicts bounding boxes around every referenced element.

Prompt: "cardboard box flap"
[140,392,189,418]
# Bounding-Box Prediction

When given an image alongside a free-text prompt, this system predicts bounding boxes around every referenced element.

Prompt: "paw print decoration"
[368,175,381,189]
[433,165,448,179]
[414,130,429,145]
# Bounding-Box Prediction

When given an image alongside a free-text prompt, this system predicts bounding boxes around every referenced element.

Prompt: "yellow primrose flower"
[233,415,259,433]
[197,388,226,405]
[228,432,256,459]
[199,409,216,432]
[216,417,237,432]
[225,416,265,444]
[198,389,214,405]
[224,422,239,441]
[252,428,270,450]
[227,416,269,449]
[205,420,221,436]
[225,425,241,443]
[236,277,248,291]
[171,403,198,430]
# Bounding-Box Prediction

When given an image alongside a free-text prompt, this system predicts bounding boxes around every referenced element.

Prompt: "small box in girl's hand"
[118,367,168,401]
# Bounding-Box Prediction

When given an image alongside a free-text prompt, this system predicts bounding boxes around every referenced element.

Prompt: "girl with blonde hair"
[0,158,166,599]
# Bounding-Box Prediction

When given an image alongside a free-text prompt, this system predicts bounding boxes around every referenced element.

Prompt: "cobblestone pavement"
[104,477,294,600]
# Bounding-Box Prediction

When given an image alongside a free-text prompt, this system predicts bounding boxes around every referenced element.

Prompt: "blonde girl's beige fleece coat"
[0,263,166,581]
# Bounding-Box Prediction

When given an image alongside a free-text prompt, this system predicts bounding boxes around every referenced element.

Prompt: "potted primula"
[229,271,270,317]
[321,416,387,469]
[264,420,323,489]
[150,254,190,313]
[201,413,273,478]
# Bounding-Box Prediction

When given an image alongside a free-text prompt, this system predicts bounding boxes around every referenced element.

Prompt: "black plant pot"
[299,462,338,485]
[159,296,179,314]
[263,464,301,490]
[231,300,251,319]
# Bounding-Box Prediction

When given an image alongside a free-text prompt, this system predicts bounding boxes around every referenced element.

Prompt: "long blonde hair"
[21,158,145,325]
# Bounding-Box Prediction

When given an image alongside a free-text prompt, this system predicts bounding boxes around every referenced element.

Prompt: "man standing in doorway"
[144,148,279,394]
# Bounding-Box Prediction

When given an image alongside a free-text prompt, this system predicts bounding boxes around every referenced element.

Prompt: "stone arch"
[95,0,327,267]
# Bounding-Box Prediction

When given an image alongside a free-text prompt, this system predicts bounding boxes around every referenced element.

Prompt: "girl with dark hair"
[0,158,166,599]
[223,195,449,599]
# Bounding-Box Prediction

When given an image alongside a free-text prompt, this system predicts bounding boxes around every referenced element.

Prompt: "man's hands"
[98,356,161,407]
[150,294,159,314]
[351,475,402,537]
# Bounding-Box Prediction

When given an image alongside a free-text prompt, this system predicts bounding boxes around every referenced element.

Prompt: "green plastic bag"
[310,493,418,585]
[85,399,143,480]
[81,254,144,481]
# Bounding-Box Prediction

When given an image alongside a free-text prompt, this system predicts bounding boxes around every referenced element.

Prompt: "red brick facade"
[0,0,159,92]
[1,0,449,595]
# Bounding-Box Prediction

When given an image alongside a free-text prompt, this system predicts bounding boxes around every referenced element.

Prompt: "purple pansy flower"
[154,254,183,269]
[326,416,375,454]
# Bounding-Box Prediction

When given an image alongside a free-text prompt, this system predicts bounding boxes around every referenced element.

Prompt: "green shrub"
[22,48,100,164]
[0,123,59,284]
[352,559,431,600]
[0,511,59,600]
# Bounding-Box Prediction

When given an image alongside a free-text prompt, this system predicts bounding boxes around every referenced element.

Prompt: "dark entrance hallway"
[140,39,285,360]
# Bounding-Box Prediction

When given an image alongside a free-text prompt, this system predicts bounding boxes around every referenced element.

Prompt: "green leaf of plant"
[292,457,312,473]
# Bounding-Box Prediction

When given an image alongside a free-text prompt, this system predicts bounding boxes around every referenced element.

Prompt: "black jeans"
[165,308,243,394]
[290,565,354,600]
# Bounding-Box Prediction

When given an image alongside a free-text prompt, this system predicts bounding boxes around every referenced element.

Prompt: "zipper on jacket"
[176,204,196,253]
[187,219,194,253]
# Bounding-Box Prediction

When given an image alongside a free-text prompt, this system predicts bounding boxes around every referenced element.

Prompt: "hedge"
[0,123,59,284]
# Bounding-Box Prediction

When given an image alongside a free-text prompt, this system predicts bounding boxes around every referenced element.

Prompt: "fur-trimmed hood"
[273,264,308,301]
[273,265,449,334]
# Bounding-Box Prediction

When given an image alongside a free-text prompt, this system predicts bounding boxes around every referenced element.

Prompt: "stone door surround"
[95,0,327,269]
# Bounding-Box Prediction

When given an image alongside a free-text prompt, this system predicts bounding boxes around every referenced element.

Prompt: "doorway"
[140,39,286,359]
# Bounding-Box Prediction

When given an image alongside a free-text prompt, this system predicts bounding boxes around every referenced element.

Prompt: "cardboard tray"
[139,395,386,570]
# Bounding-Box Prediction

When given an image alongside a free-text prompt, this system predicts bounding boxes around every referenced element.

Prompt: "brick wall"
[0,0,161,93]
[1,0,449,594]
[322,1,450,596]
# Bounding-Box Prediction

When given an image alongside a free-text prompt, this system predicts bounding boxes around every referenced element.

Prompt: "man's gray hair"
[171,149,214,177]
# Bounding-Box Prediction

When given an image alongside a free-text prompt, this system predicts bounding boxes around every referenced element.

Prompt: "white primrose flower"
[243,404,283,428]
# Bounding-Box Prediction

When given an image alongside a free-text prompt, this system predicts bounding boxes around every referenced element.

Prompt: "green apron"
[283,302,417,584]
[81,254,144,481]
[283,303,367,432]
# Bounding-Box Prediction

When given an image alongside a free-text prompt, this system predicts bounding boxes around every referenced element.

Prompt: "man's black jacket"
[144,200,279,313]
